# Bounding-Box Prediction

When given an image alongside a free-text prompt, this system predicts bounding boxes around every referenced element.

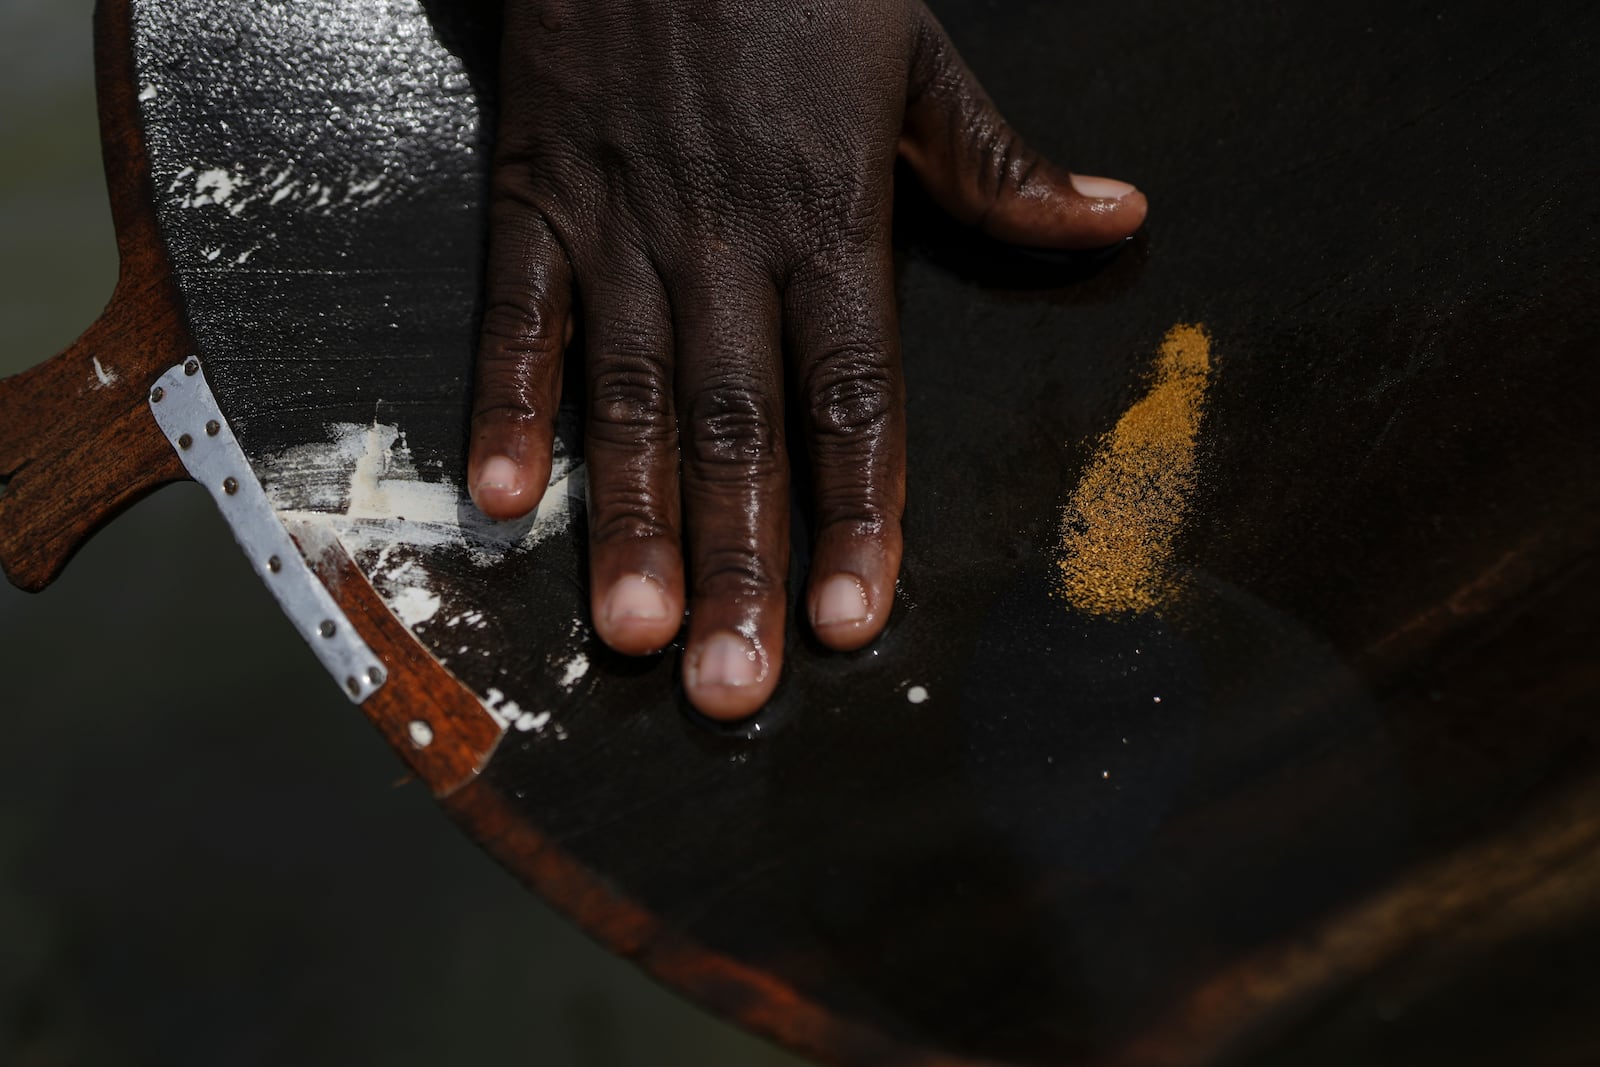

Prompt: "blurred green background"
[0,2,807,1064]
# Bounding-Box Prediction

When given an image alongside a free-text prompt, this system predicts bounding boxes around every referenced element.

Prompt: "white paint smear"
[263,420,585,567]
[266,421,584,725]
[90,357,118,389]
[264,421,580,665]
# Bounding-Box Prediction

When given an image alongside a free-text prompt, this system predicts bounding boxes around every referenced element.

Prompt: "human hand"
[467,0,1147,720]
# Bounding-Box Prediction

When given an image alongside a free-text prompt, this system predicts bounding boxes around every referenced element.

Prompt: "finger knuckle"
[792,218,880,273]
[694,543,779,598]
[589,489,674,545]
[589,354,673,443]
[972,123,1039,212]
[805,349,895,441]
[472,351,558,422]
[685,380,782,472]
[491,153,584,216]
[479,298,564,366]
[814,484,897,535]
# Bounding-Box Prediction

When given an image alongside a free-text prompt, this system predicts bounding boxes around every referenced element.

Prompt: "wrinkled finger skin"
[469,0,1149,720]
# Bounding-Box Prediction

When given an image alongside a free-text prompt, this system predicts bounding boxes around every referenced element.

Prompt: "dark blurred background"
[0,2,807,1063]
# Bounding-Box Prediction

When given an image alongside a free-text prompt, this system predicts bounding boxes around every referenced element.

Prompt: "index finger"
[468,183,574,520]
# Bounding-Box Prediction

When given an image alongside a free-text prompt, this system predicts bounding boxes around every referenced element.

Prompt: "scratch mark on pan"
[90,357,118,389]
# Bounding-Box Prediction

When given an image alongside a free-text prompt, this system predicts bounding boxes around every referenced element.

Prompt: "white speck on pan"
[516,710,551,732]
[907,685,930,705]
[483,687,552,734]
[558,653,590,690]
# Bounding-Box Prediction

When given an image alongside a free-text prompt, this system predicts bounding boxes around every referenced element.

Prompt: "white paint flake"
[481,687,517,728]
[189,167,242,208]
[173,162,394,222]
[345,175,385,201]
[387,585,441,627]
[516,710,552,732]
[482,687,554,734]
[556,653,590,690]
[90,357,118,389]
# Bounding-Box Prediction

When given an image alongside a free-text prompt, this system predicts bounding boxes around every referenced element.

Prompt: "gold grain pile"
[1057,323,1214,615]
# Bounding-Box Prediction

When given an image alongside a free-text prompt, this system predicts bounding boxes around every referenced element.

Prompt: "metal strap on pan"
[148,358,386,704]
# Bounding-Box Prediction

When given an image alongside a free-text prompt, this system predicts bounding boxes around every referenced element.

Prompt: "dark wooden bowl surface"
[14,0,1599,1063]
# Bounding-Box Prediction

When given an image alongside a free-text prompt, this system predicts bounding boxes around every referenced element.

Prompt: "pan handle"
[0,0,199,592]
[0,281,191,592]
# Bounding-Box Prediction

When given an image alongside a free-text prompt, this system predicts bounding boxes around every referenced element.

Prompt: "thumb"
[899,17,1147,250]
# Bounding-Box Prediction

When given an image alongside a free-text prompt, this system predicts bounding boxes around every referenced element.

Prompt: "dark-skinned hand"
[467,0,1147,720]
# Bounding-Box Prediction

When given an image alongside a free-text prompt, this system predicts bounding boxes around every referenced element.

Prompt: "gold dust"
[1056,323,1213,615]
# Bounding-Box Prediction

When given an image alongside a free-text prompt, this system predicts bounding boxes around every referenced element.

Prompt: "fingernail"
[476,455,522,493]
[604,574,670,623]
[691,633,764,689]
[815,574,869,627]
[1070,174,1137,201]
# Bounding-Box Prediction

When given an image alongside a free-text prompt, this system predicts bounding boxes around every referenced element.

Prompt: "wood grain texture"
[304,534,504,797]
[0,0,193,592]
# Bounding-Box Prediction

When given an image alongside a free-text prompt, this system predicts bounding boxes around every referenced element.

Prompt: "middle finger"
[673,268,790,720]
